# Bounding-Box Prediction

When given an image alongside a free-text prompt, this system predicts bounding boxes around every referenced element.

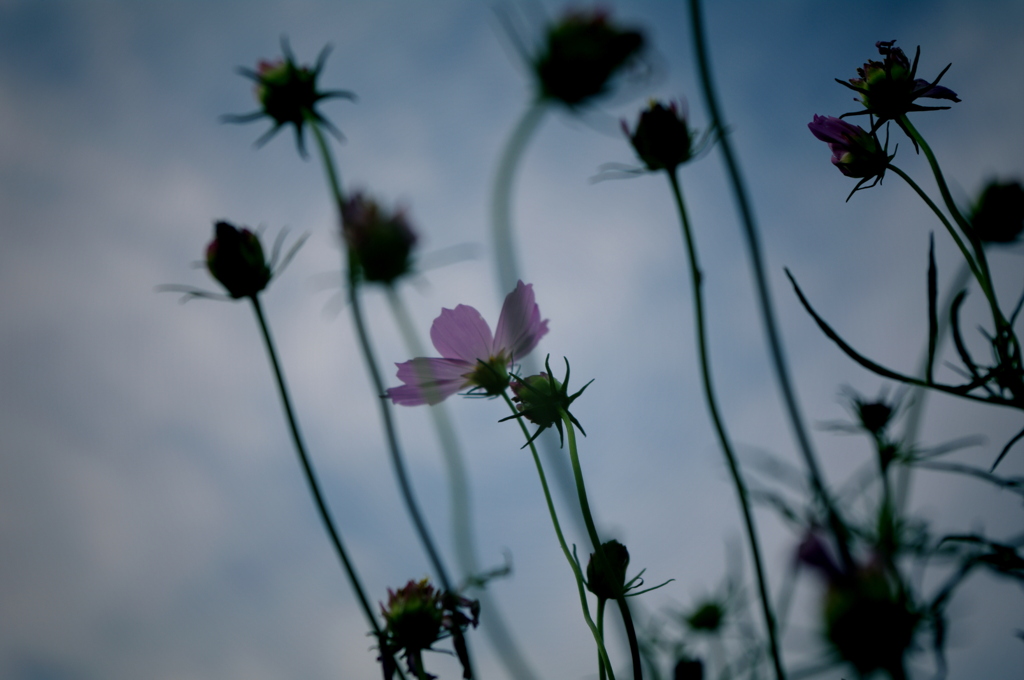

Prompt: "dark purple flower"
[341,192,418,284]
[837,40,959,133]
[205,221,272,299]
[623,100,709,172]
[386,281,549,405]
[533,8,644,107]
[808,115,894,200]
[224,38,355,158]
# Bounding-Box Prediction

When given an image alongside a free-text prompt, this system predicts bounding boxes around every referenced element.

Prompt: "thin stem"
[308,119,469,676]
[491,100,548,297]
[502,393,615,680]
[686,0,852,573]
[597,598,608,680]
[248,296,390,661]
[560,410,643,680]
[665,174,785,680]
[387,287,541,680]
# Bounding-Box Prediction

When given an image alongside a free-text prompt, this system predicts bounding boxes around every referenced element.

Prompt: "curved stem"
[502,394,615,680]
[560,411,643,680]
[686,0,852,574]
[491,100,548,297]
[248,296,390,658]
[388,287,541,680]
[665,174,785,680]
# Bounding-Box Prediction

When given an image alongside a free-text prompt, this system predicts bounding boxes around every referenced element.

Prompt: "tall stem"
[388,287,541,680]
[491,100,548,297]
[308,121,470,675]
[687,0,852,572]
[248,296,393,666]
[664,173,785,680]
[502,394,615,680]
[560,411,643,680]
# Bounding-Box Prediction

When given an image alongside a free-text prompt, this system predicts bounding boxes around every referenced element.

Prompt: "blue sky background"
[1,1,1022,678]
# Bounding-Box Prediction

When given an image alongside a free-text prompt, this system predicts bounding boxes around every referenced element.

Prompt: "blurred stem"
[502,393,615,680]
[560,410,643,680]
[309,119,470,676]
[665,173,785,680]
[491,100,548,297]
[597,598,608,680]
[386,287,541,680]
[248,295,398,673]
[686,0,853,573]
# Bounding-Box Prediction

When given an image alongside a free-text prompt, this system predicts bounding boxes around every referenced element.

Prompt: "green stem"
[387,287,540,680]
[491,100,548,297]
[665,173,785,680]
[560,410,643,680]
[502,393,615,680]
[309,119,470,676]
[248,296,394,668]
[597,598,608,680]
[686,0,852,576]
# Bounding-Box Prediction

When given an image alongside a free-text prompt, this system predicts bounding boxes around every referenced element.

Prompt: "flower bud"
[586,539,630,600]
[533,9,643,107]
[381,579,445,654]
[342,192,418,284]
[504,356,593,447]
[205,221,271,299]
[685,600,724,634]
[623,100,699,172]
[970,180,1024,244]
[674,657,704,680]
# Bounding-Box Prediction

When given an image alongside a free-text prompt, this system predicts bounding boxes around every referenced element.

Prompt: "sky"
[1,1,1022,679]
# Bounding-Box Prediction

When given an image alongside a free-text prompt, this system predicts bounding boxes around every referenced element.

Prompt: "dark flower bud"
[586,539,630,600]
[342,192,418,284]
[533,9,644,107]
[673,657,704,680]
[502,356,593,447]
[224,39,354,157]
[623,100,703,172]
[381,579,445,653]
[685,600,724,633]
[808,115,893,200]
[205,221,271,299]
[970,180,1024,244]
[836,40,959,135]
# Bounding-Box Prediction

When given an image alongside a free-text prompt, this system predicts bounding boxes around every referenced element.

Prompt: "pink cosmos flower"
[387,281,549,406]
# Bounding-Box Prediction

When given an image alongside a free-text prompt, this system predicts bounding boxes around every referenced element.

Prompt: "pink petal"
[430,304,494,362]
[493,280,549,361]
[388,357,472,406]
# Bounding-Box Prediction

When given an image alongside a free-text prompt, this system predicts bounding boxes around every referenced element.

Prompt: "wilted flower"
[223,38,354,157]
[970,180,1024,244]
[836,40,959,135]
[341,192,418,284]
[205,221,272,299]
[502,355,592,447]
[379,578,480,680]
[623,100,710,172]
[586,539,630,600]
[387,281,549,405]
[808,115,894,200]
[532,8,644,107]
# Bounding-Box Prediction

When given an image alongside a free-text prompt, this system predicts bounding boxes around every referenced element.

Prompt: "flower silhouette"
[387,281,549,405]
[808,115,894,200]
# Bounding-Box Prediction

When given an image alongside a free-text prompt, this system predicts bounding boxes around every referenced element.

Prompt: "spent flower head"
[623,99,711,173]
[970,180,1024,244]
[501,355,593,447]
[387,281,549,405]
[223,37,355,157]
[808,115,895,201]
[836,40,959,138]
[532,8,644,107]
[342,191,418,284]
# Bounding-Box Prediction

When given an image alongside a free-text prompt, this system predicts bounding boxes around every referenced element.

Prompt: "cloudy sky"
[1,1,1022,679]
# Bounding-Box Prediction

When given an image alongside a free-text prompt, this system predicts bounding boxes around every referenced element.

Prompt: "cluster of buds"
[341,192,418,284]
[532,8,644,107]
[501,356,592,447]
[379,578,479,680]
